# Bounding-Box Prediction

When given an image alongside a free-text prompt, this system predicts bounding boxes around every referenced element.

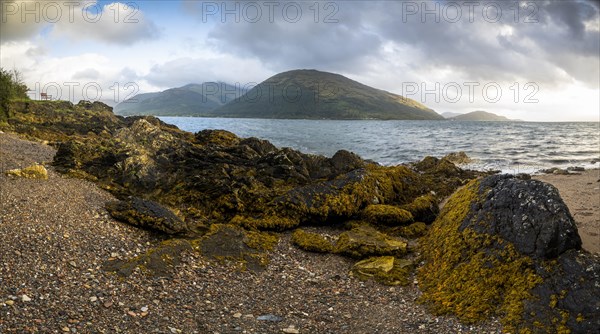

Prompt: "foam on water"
[160,117,600,174]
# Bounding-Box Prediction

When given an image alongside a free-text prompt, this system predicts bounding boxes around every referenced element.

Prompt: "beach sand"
[534,170,600,254]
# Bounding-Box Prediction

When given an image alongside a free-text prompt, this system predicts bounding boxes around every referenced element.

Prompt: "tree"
[0,67,29,121]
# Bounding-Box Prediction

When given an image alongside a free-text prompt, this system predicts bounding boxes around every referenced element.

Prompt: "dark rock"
[567,166,585,172]
[105,197,188,235]
[465,174,581,259]
[515,173,531,180]
[330,150,365,172]
[523,250,600,333]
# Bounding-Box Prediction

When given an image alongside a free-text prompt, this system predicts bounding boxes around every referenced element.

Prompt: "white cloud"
[1,1,158,44]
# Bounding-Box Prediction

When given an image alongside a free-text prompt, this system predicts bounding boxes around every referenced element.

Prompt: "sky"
[1,0,599,121]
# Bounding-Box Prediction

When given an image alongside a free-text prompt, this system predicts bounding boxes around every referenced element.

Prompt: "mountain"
[441,111,463,118]
[449,110,512,121]
[114,83,245,116]
[213,70,443,120]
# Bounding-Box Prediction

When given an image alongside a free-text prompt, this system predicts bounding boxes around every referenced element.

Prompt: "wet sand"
[534,169,600,254]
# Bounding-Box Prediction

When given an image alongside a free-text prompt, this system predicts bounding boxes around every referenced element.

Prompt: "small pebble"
[90,296,98,302]
[21,294,32,302]
[282,325,300,334]
[233,312,242,318]
[257,314,283,322]
[5,300,14,306]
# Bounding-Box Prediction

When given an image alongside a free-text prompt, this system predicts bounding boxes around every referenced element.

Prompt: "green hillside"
[213,70,443,120]
[114,83,245,116]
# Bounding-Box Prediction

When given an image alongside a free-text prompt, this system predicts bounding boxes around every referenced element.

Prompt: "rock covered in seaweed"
[351,256,414,286]
[48,114,478,233]
[419,174,598,333]
[5,163,48,179]
[105,197,195,235]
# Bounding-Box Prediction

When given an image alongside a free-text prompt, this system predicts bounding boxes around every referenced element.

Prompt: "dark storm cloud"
[201,1,382,72]
[196,1,598,87]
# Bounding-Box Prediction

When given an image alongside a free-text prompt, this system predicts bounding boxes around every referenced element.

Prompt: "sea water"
[159,117,600,174]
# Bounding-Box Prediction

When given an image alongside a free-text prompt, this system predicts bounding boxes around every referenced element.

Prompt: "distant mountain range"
[114,83,246,116]
[115,70,443,120]
[443,110,516,121]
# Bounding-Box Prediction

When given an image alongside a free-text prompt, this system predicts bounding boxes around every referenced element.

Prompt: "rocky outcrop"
[419,175,598,333]
[6,100,596,332]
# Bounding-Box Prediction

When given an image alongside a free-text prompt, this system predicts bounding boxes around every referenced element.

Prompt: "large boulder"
[419,175,598,333]
[465,175,581,259]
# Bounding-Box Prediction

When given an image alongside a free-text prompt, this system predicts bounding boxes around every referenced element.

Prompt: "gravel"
[1,132,505,333]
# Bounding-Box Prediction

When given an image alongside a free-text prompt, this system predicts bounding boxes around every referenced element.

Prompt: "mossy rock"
[395,222,428,239]
[335,226,408,258]
[401,194,439,224]
[195,129,240,147]
[194,224,278,272]
[105,197,192,235]
[229,214,299,230]
[443,151,472,165]
[5,164,48,179]
[351,256,414,286]
[418,175,597,333]
[291,229,335,253]
[361,204,414,226]
[102,239,192,277]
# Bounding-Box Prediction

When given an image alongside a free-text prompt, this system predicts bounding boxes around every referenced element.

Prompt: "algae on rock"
[5,164,48,179]
[361,204,414,226]
[291,229,335,253]
[351,256,414,286]
[418,175,599,333]
[335,225,408,258]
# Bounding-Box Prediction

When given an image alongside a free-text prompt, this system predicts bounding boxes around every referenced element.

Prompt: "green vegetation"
[214,69,444,120]
[0,68,29,122]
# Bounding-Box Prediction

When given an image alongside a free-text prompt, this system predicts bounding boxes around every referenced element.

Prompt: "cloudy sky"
[1,0,599,121]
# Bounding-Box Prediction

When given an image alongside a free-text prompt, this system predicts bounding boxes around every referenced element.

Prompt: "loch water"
[160,117,600,174]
